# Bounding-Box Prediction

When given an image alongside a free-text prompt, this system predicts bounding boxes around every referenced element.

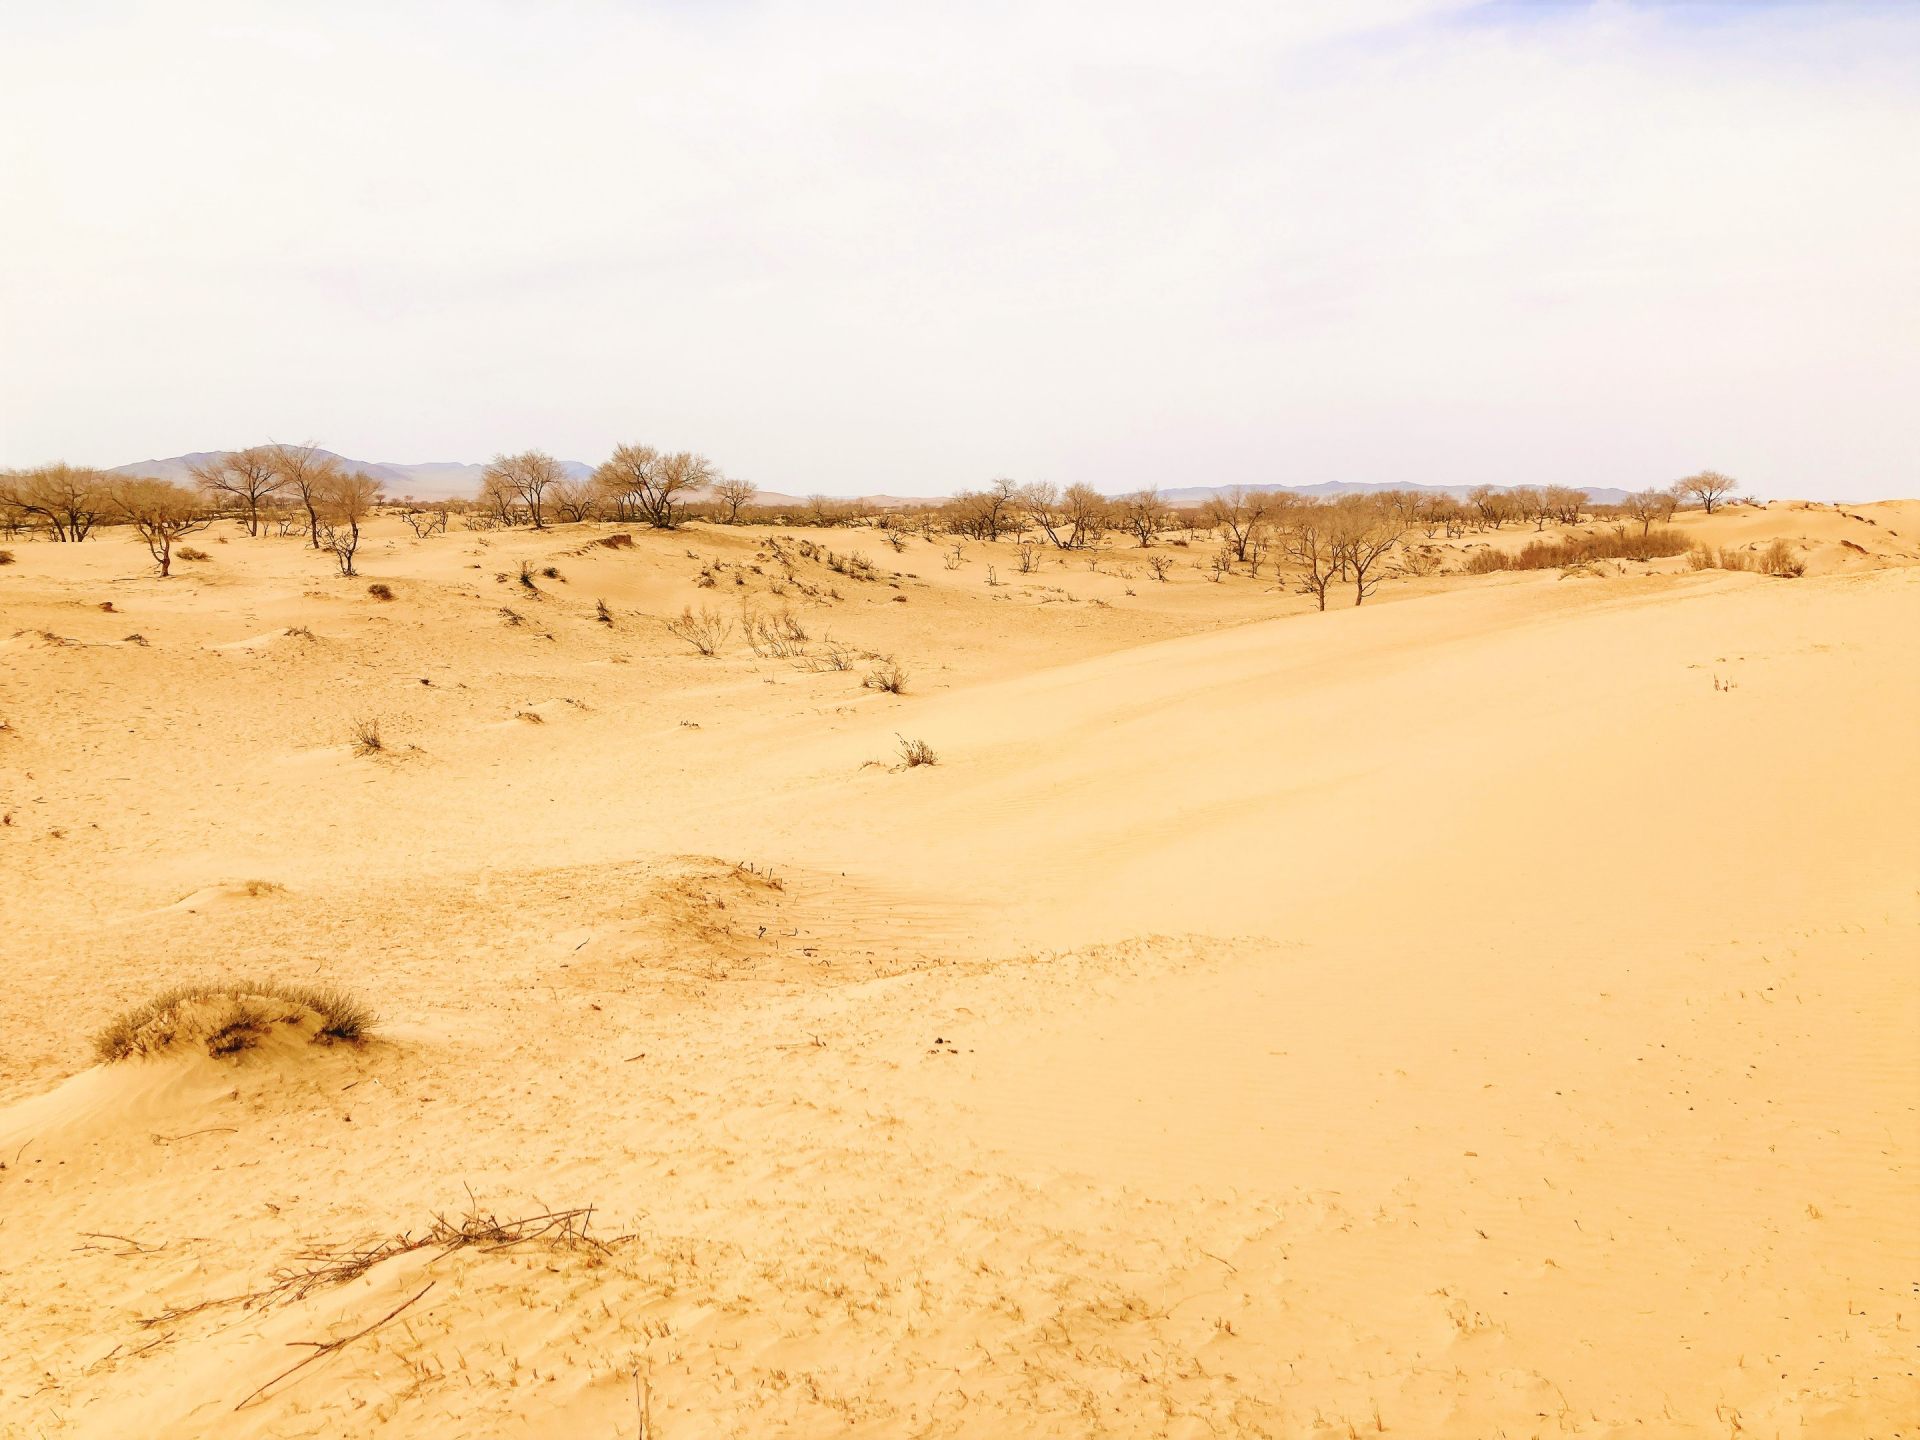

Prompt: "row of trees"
[0,447,383,574]
[478,447,753,530]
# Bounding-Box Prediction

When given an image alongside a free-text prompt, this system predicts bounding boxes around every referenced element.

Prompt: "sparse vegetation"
[667,604,732,656]
[896,734,937,767]
[93,978,374,1063]
[1463,527,1690,573]
[367,582,394,601]
[349,716,383,755]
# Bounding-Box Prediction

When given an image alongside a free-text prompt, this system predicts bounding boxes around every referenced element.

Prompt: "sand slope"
[0,509,1914,1436]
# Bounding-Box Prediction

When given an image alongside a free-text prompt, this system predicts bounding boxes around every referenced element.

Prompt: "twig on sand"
[235,1281,436,1410]
[151,1126,239,1145]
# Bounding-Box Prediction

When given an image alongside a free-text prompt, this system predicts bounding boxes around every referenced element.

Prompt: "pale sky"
[2,0,1915,498]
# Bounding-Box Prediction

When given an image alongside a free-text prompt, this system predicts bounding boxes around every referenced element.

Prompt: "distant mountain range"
[108,451,1631,508]
[107,450,595,500]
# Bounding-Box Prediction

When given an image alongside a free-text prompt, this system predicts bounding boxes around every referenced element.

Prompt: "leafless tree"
[547,476,597,523]
[268,443,339,548]
[1204,485,1270,562]
[483,451,565,528]
[110,478,211,575]
[1116,486,1166,547]
[0,464,109,540]
[1676,470,1738,514]
[1329,499,1404,606]
[595,444,711,529]
[315,471,382,576]
[190,447,287,536]
[949,478,1019,540]
[401,504,449,537]
[1061,483,1106,547]
[714,476,758,523]
[1622,488,1669,534]
[1280,507,1339,610]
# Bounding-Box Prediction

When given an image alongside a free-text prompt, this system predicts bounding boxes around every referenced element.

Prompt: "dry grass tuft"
[896,734,938,767]
[93,978,375,1063]
[177,546,211,563]
[349,716,383,755]
[863,657,909,694]
[0,549,15,565]
[367,582,394,601]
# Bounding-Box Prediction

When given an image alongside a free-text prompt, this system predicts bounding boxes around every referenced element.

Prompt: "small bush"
[177,546,211,562]
[367,582,394,601]
[667,605,731,656]
[595,597,613,624]
[863,657,908,693]
[93,979,374,1063]
[1760,539,1805,578]
[541,565,562,580]
[0,550,14,565]
[896,734,937,768]
[599,533,633,549]
[349,716,383,755]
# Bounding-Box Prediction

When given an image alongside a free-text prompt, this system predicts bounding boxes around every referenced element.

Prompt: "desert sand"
[1,500,1915,1437]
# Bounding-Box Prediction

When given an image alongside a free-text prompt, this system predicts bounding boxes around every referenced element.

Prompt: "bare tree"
[1061,483,1107,548]
[949,477,1020,541]
[1329,499,1404,606]
[713,476,758,523]
[594,444,711,529]
[1543,485,1585,525]
[1622,488,1669,534]
[483,451,565,528]
[110,478,211,575]
[1116,487,1166,547]
[547,476,597,523]
[269,443,339,547]
[315,471,382,576]
[1676,470,1738,514]
[0,464,109,540]
[1204,485,1270,562]
[190,447,286,536]
[1280,506,1339,611]
[1019,481,1104,550]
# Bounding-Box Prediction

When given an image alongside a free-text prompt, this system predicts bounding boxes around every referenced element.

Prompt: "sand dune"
[1,506,1914,1436]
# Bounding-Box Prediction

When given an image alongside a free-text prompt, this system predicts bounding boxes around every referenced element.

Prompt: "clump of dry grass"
[367,582,394,601]
[0,550,14,565]
[93,979,375,1063]
[598,533,633,549]
[1760,538,1806,577]
[349,716,383,755]
[177,546,211,562]
[863,657,908,693]
[1464,526,1689,573]
[897,734,937,767]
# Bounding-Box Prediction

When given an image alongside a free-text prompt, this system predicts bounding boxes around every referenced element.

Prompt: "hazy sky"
[3,0,1915,498]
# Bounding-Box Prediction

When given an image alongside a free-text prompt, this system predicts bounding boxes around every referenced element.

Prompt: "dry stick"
[235,1280,435,1411]
[151,1126,238,1145]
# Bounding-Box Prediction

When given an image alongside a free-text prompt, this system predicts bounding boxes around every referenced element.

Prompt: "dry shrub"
[810,640,857,672]
[93,979,374,1063]
[863,657,908,693]
[499,606,526,625]
[741,605,808,657]
[594,597,613,624]
[1687,544,1715,571]
[0,550,14,565]
[1464,526,1689,574]
[176,546,211,562]
[896,734,937,767]
[667,604,731,656]
[367,582,394,601]
[349,716,383,755]
[598,533,633,549]
[1760,538,1806,577]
